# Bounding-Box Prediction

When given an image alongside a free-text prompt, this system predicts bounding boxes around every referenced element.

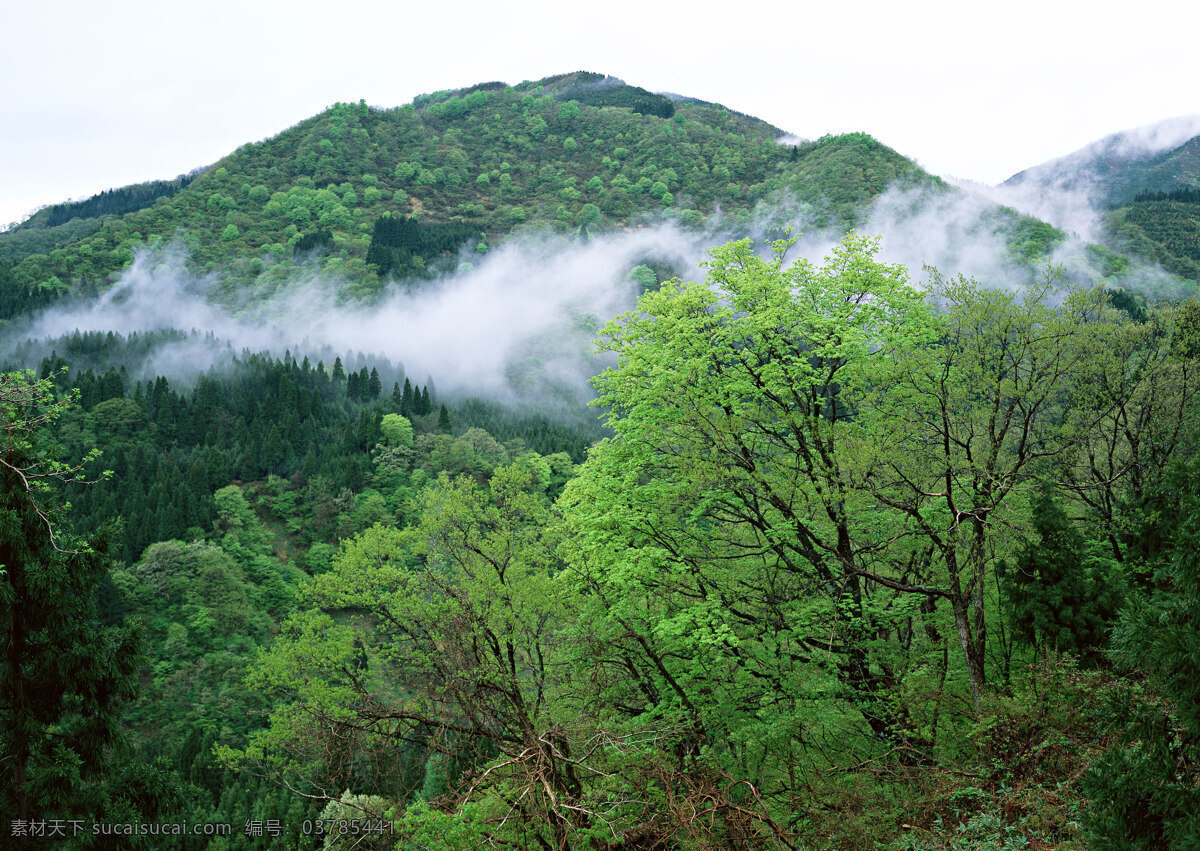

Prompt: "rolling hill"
[0,71,936,308]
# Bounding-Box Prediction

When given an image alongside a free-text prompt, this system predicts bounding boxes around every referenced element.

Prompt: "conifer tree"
[1085,457,1200,847]
[1002,488,1119,661]
[400,378,414,417]
[0,371,142,821]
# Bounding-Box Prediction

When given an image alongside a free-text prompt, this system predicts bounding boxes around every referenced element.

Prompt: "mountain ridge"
[0,71,930,304]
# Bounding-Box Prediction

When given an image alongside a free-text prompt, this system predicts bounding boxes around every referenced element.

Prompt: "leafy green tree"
[0,371,142,821]
[227,465,589,847]
[855,269,1120,709]
[558,235,939,798]
[1057,297,1200,567]
[379,413,414,448]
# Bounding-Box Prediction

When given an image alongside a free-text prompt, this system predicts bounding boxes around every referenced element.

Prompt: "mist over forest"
[3,71,1200,850]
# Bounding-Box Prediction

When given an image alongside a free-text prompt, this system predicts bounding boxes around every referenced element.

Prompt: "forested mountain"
[0,71,960,305]
[1002,116,1200,205]
[3,74,1200,850]
[1001,117,1200,281]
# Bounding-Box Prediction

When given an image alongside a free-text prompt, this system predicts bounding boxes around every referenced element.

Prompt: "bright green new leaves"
[229,463,582,843]
[559,235,939,807]
[860,269,1121,707]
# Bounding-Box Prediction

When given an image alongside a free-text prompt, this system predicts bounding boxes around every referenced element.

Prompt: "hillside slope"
[1002,115,1200,206]
[0,72,928,303]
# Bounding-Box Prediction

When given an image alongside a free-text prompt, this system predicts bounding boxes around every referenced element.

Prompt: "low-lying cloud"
[9,226,707,399]
[7,155,1194,401]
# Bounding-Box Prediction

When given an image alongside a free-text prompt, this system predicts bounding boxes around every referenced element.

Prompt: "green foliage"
[1107,190,1200,281]
[558,235,941,819]
[1084,456,1200,848]
[1001,488,1121,661]
[379,412,414,447]
[0,371,143,822]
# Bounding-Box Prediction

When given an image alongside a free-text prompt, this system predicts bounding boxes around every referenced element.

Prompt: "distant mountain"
[998,117,1200,282]
[1003,116,1200,207]
[3,71,1170,313]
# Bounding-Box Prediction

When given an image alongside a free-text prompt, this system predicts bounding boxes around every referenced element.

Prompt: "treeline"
[34,174,199,229]
[1131,186,1200,205]
[6,331,598,564]
[1108,189,1200,280]
[0,261,65,320]
[364,214,482,277]
[551,73,677,119]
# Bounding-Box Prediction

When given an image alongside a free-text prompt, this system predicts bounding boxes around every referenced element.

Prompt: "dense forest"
[3,231,1200,848]
[4,71,1200,849]
[2,70,1085,307]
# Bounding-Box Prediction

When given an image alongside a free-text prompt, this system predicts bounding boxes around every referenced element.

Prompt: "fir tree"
[400,378,414,417]
[1085,457,1200,847]
[1001,488,1119,661]
[0,371,142,821]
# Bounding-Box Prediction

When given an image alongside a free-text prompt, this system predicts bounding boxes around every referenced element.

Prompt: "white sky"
[3,0,1198,228]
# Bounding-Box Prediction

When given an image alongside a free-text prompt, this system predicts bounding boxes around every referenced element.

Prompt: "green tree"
[0,371,142,821]
[858,270,1120,709]
[558,235,939,800]
[1085,456,1200,848]
[227,465,589,847]
[1001,487,1119,662]
[379,413,414,448]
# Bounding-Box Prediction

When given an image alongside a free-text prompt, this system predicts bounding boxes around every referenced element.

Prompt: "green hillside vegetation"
[0,72,929,305]
[1106,187,1200,280]
[1097,136,1200,206]
[3,234,1200,848]
[1002,127,1200,281]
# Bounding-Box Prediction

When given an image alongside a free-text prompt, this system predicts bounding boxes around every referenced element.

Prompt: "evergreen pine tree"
[1085,457,1200,847]
[400,378,414,417]
[1001,488,1119,661]
[0,371,142,821]
[368,367,382,399]
[438,403,451,433]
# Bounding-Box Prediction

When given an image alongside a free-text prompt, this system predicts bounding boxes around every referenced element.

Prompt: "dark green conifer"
[1085,458,1200,847]
[0,372,142,821]
[1001,488,1118,662]
[400,378,414,416]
